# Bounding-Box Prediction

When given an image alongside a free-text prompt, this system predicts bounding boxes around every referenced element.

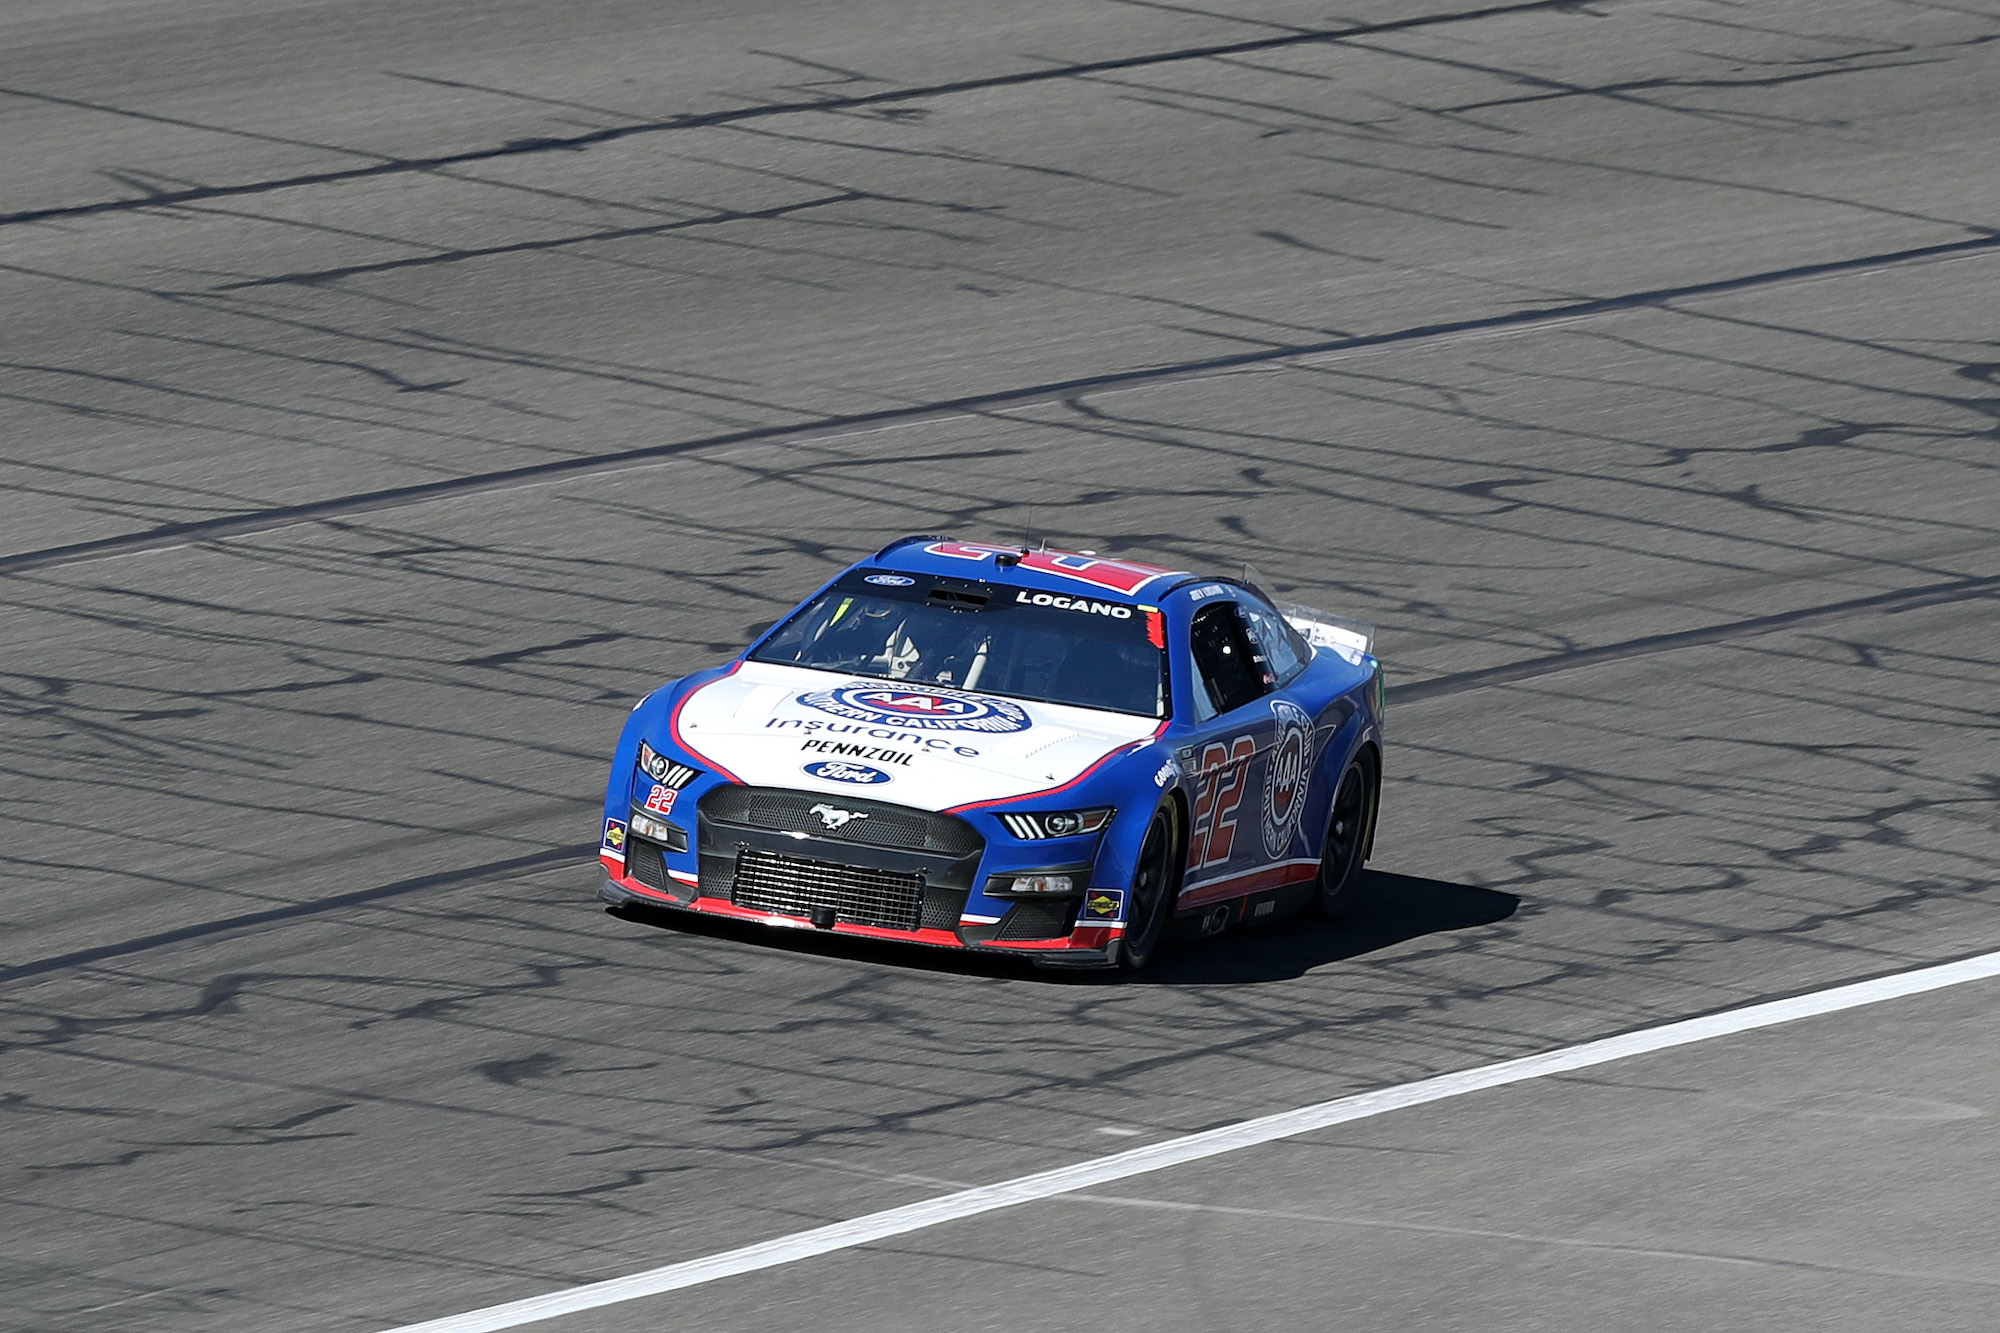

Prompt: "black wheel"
[1114,802,1180,972]
[1312,753,1377,919]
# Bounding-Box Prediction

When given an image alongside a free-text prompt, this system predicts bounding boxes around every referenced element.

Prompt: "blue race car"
[597,538,1384,970]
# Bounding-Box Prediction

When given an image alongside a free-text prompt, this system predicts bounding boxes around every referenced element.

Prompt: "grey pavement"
[1,1,1996,1330]
[568,977,2000,1333]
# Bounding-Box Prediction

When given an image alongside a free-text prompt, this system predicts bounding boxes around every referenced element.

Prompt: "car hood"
[673,661,1161,812]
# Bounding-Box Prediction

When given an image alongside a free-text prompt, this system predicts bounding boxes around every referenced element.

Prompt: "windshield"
[752,575,1169,717]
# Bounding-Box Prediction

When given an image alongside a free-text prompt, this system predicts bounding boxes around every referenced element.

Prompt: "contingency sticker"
[1081,889,1125,922]
[601,818,628,857]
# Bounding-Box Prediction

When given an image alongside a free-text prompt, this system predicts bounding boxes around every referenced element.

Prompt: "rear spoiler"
[1276,601,1375,664]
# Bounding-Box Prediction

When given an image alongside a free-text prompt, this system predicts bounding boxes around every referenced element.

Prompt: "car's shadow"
[1143,871,1520,985]
[608,869,1517,985]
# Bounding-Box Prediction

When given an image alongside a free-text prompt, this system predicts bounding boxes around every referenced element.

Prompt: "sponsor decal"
[601,818,627,854]
[1187,735,1256,869]
[864,573,916,586]
[809,803,870,830]
[1186,584,1229,601]
[766,717,981,756]
[801,739,913,767]
[642,784,678,814]
[798,683,1031,734]
[804,760,893,785]
[922,541,1180,595]
[1154,760,1177,788]
[1261,700,1315,859]
[926,540,1016,563]
[1012,590,1133,619]
[1081,889,1125,922]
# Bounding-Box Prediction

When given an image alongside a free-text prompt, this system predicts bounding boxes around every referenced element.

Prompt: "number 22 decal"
[1187,736,1256,869]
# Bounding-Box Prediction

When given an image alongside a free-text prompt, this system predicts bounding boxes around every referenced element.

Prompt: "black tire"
[1312,752,1378,919]
[1114,802,1180,972]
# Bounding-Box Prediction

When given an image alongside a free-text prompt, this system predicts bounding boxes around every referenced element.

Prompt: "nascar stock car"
[597,538,1384,970]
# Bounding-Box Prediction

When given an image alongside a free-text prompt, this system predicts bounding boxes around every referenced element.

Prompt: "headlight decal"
[999,807,1113,840]
[637,739,701,789]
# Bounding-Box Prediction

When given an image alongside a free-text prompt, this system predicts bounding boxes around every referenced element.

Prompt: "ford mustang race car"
[597,538,1384,970]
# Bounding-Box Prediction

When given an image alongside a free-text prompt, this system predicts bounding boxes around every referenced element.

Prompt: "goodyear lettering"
[765,717,980,757]
[800,739,913,767]
[1013,591,1134,618]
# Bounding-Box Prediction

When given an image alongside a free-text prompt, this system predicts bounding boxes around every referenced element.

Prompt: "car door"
[1234,593,1324,871]
[1176,599,1279,906]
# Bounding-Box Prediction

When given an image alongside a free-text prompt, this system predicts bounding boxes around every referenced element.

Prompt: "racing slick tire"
[1311,751,1378,920]
[1113,800,1181,972]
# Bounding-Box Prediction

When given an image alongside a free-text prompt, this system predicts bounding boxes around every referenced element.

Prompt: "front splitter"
[597,870,1118,966]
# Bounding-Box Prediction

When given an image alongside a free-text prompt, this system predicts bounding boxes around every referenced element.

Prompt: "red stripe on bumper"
[603,868,1113,956]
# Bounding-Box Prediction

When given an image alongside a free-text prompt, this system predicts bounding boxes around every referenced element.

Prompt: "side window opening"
[1238,596,1310,686]
[1189,602,1267,716]
[1186,641,1217,722]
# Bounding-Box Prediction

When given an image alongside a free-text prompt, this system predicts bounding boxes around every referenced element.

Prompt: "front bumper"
[597,783,1125,964]
[596,855,1120,966]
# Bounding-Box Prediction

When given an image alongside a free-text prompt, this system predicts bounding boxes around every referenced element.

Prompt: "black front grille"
[626,838,669,891]
[920,887,969,932]
[731,849,925,932]
[702,786,981,855]
[995,898,1076,941]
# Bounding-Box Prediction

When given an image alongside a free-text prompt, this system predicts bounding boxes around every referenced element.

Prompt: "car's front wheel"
[1312,751,1377,919]
[1114,801,1180,971]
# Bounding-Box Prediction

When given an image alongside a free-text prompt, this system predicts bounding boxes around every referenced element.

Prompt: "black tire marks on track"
[0,845,587,988]
[0,0,1600,230]
[1390,571,2000,703]
[4,232,1995,578]
[6,568,1992,985]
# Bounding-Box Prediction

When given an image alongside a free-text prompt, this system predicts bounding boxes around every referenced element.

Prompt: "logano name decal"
[797,684,1032,734]
[1014,591,1133,618]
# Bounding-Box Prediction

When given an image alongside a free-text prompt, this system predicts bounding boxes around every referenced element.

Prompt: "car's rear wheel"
[1114,802,1179,972]
[1312,752,1377,919]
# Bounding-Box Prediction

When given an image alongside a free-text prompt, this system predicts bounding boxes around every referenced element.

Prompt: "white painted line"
[385,949,2000,1333]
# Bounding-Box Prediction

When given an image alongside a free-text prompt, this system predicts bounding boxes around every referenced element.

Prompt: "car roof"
[865,536,1211,604]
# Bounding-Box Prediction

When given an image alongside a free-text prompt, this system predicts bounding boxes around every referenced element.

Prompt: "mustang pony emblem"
[810,803,869,831]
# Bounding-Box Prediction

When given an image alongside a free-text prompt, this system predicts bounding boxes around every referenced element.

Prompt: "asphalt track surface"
[1,1,1996,1329]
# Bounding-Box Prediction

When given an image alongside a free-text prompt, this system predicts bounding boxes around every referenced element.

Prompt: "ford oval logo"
[804,760,893,785]
[863,573,915,586]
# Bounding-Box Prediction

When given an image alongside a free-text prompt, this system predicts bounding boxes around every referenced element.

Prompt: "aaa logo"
[1261,700,1315,859]
[799,684,1032,733]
